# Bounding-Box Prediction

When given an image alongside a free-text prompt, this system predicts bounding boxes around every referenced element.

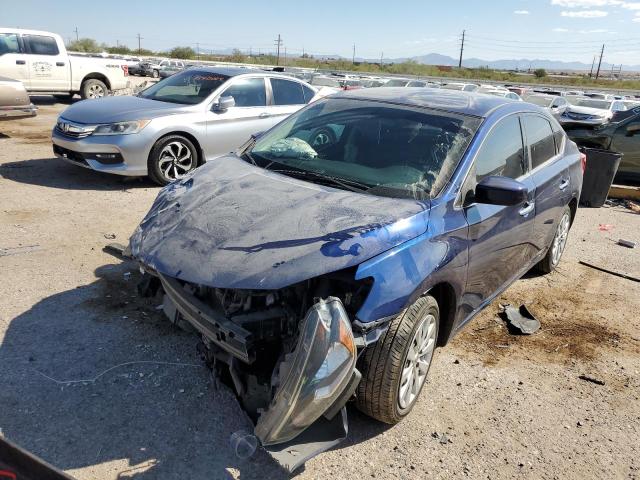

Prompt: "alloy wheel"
[158,141,194,181]
[88,84,105,99]
[398,313,437,410]
[551,211,570,266]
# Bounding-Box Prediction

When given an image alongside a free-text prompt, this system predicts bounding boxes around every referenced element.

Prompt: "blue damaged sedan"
[129,88,584,471]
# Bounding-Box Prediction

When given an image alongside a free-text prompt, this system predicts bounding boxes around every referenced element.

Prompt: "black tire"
[152,69,159,78]
[536,205,572,274]
[148,135,198,186]
[80,79,108,100]
[356,295,439,424]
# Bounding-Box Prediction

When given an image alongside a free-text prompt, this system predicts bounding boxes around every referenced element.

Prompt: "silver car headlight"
[255,297,357,446]
[92,119,151,136]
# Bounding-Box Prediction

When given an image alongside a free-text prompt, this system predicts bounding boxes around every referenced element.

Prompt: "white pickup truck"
[0,28,130,100]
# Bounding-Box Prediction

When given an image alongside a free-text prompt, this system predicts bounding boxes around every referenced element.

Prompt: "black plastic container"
[579,147,622,208]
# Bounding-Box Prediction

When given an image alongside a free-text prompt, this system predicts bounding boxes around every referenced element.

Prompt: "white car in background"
[441,82,478,92]
[0,28,130,99]
[477,85,521,101]
[523,93,569,119]
[560,97,627,126]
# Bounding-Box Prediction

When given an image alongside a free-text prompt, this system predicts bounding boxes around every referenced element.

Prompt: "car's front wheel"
[148,135,198,186]
[536,205,572,274]
[152,69,159,78]
[356,295,439,424]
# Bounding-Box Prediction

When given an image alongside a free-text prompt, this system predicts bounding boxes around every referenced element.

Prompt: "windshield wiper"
[269,169,372,193]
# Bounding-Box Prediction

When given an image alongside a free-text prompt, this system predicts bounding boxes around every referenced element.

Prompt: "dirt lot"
[1,97,639,480]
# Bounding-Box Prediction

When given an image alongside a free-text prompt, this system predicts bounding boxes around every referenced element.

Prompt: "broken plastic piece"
[598,224,614,232]
[501,304,540,335]
[229,430,258,459]
[617,239,636,249]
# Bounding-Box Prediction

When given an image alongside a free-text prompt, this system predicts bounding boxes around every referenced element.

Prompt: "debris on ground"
[629,201,640,214]
[578,261,640,283]
[431,432,452,445]
[578,375,605,386]
[0,245,41,257]
[103,243,132,259]
[598,224,614,232]
[500,304,540,335]
[103,233,117,240]
[617,239,636,249]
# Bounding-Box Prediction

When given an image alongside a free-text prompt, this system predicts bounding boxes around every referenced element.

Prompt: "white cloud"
[552,0,640,8]
[514,9,531,14]
[561,9,609,16]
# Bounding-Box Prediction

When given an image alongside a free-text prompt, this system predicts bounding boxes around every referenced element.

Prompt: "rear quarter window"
[271,78,306,105]
[23,35,59,55]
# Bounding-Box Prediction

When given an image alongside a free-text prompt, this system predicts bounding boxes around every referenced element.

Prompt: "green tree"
[169,46,195,59]
[534,68,547,78]
[67,38,101,53]
[106,45,132,55]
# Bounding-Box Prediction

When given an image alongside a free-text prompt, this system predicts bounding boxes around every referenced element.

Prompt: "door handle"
[16,59,26,65]
[258,112,271,118]
[559,179,569,190]
[56,61,65,67]
[519,201,535,217]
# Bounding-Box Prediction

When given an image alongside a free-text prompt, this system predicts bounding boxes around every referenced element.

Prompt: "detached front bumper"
[157,272,360,472]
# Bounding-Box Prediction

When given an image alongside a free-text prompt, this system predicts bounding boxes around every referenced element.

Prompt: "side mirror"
[626,124,640,136]
[212,96,235,113]
[474,176,528,206]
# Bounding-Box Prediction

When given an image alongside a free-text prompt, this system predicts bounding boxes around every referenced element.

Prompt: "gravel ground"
[0,95,639,480]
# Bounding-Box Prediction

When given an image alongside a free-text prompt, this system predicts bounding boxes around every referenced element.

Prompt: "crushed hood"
[130,155,430,289]
[59,96,192,124]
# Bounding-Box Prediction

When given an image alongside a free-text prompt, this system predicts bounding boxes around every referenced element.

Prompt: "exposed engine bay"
[139,267,374,471]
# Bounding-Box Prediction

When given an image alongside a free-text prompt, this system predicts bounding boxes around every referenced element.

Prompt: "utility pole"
[74,27,79,41]
[458,29,465,68]
[352,43,356,64]
[274,34,283,65]
[284,47,287,66]
[196,42,200,61]
[595,44,605,80]
[380,51,384,67]
[137,33,142,55]
[589,55,596,78]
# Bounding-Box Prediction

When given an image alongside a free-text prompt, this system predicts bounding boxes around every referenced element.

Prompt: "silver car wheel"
[88,84,105,99]
[398,313,437,410]
[158,141,194,181]
[551,211,570,266]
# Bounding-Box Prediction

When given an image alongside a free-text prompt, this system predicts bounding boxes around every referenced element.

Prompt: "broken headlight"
[255,297,356,445]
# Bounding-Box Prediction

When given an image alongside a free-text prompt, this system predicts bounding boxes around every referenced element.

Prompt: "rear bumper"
[0,103,37,120]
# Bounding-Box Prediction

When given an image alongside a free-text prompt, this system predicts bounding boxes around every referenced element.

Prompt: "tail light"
[580,152,587,173]
[121,65,129,76]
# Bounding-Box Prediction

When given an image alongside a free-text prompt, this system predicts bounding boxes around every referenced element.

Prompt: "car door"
[611,114,640,178]
[267,77,312,121]
[461,114,537,313]
[523,114,571,257]
[22,34,69,91]
[0,32,29,85]
[204,76,274,160]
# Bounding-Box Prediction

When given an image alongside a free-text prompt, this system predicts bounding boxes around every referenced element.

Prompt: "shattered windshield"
[138,70,229,104]
[246,98,481,199]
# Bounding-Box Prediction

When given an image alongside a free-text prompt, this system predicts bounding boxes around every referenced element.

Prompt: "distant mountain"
[394,53,640,73]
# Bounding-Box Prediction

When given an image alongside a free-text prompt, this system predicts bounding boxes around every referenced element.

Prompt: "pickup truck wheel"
[81,79,108,99]
[356,295,439,424]
[148,135,198,186]
[152,69,159,78]
[536,205,571,274]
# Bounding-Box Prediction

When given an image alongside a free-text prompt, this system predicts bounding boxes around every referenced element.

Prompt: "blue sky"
[4,0,640,64]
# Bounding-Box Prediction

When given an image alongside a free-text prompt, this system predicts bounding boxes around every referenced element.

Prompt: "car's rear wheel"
[537,205,571,274]
[152,69,159,78]
[81,79,108,100]
[148,135,198,186]
[356,295,439,424]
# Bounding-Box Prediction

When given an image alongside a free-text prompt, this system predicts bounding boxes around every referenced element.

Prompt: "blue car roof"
[336,87,535,118]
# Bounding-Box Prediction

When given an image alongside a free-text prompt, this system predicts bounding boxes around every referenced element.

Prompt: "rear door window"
[523,115,557,169]
[23,35,59,55]
[0,33,21,55]
[270,78,306,105]
[474,115,526,183]
[222,77,266,107]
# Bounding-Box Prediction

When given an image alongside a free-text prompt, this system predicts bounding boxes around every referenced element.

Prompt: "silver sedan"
[52,67,324,185]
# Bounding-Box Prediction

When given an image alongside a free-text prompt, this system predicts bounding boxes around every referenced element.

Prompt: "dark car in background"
[565,106,640,182]
[129,88,583,471]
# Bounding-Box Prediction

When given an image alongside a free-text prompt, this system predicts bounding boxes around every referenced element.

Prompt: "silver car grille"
[55,119,97,138]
